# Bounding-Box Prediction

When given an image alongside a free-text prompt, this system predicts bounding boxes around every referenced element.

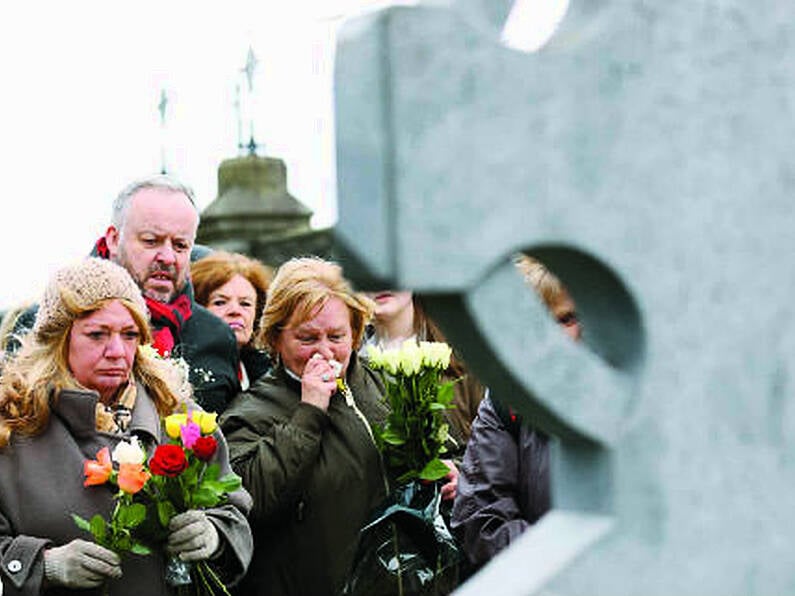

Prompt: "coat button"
[7,560,21,573]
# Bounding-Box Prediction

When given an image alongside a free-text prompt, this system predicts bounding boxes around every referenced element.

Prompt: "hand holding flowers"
[73,436,152,557]
[75,409,242,595]
[345,340,462,596]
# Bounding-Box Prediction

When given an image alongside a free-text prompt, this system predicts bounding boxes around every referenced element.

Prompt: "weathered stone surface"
[333,1,795,594]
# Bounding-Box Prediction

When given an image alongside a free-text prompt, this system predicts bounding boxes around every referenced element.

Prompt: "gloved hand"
[167,510,220,562]
[43,539,122,588]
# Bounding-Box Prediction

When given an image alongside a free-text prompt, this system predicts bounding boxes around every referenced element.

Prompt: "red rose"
[192,436,218,462]
[149,444,188,477]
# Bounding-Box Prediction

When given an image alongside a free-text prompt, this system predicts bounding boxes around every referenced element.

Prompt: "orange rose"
[83,447,113,487]
[117,463,150,494]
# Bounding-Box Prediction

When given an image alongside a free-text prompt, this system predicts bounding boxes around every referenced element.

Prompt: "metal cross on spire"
[238,45,261,155]
[242,45,258,93]
[233,82,244,154]
[157,88,169,174]
[158,89,168,126]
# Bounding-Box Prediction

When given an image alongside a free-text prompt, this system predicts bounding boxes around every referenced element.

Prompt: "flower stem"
[391,521,403,596]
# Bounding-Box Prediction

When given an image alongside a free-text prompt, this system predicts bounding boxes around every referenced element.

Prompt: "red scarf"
[146,295,192,356]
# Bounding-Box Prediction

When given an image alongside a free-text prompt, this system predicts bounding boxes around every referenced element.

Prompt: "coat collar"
[53,380,162,444]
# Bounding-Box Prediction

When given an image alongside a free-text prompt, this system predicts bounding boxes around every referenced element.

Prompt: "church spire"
[157,88,169,174]
[238,46,261,156]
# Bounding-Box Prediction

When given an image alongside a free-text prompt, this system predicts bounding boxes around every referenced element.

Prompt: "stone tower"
[196,153,333,266]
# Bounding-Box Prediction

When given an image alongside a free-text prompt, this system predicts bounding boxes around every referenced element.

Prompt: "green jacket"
[220,355,389,596]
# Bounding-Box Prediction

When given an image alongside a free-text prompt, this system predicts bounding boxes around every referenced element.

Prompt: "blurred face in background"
[367,290,413,324]
[551,294,582,342]
[206,274,258,348]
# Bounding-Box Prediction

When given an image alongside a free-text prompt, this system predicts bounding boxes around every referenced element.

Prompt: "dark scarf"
[93,237,194,356]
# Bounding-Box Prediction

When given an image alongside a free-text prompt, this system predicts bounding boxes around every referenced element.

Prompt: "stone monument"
[333,0,795,594]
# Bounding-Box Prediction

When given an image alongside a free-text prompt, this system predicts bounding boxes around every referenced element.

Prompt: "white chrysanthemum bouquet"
[366,339,456,482]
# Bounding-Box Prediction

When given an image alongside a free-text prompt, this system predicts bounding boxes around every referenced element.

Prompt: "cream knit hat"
[34,257,148,340]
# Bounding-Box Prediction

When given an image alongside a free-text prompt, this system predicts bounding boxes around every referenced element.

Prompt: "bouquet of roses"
[76,409,242,595]
[149,410,242,594]
[345,340,461,595]
[366,339,456,483]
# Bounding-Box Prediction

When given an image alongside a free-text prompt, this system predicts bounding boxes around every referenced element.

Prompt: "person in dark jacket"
[6,175,240,414]
[191,251,274,389]
[220,257,390,596]
[450,254,582,570]
[0,257,253,596]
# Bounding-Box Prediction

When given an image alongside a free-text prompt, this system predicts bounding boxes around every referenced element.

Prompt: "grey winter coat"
[0,383,253,596]
[450,396,551,568]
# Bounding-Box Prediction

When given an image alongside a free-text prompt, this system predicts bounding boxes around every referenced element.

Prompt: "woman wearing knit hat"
[0,258,253,595]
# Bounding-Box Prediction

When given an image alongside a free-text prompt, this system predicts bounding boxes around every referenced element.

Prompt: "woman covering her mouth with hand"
[219,257,389,596]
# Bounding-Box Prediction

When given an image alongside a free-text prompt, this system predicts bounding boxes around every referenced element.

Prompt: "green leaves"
[129,542,152,555]
[72,513,91,532]
[419,458,451,482]
[157,500,177,527]
[116,503,147,528]
[72,505,151,557]
[381,428,407,446]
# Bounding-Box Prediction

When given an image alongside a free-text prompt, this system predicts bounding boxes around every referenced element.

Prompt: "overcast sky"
[0,0,565,311]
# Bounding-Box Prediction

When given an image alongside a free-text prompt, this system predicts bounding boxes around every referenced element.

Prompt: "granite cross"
[333,0,795,593]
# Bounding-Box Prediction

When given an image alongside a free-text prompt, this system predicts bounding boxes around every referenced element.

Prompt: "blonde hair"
[0,302,32,353]
[191,251,273,347]
[514,254,571,310]
[0,295,180,448]
[258,257,374,355]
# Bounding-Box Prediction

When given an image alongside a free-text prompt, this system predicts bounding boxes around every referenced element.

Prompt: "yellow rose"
[197,411,218,434]
[164,413,188,439]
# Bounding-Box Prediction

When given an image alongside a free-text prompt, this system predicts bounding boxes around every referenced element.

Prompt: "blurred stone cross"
[333,0,795,593]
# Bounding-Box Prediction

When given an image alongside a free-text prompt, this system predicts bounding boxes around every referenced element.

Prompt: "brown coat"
[0,383,253,596]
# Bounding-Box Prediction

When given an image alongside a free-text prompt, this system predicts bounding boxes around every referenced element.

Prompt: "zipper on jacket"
[336,379,376,444]
[337,379,390,493]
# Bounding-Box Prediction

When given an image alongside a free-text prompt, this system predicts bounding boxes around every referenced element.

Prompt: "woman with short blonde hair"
[221,256,389,596]
[258,256,373,356]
